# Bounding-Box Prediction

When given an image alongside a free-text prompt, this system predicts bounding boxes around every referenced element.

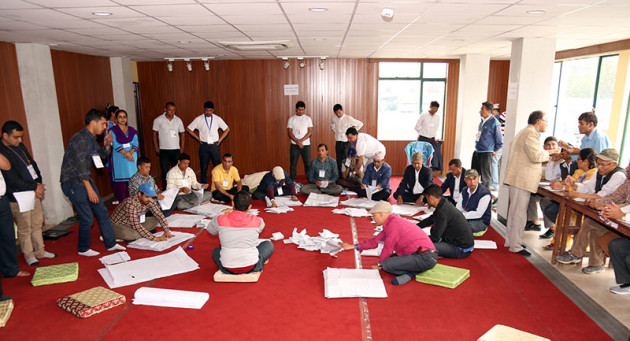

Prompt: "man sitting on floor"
[339,201,437,285]
[337,148,362,192]
[129,156,173,216]
[211,153,248,203]
[456,169,491,234]
[301,144,343,195]
[441,158,466,205]
[166,153,212,210]
[208,190,274,274]
[394,152,433,206]
[357,151,391,201]
[111,183,174,242]
[417,184,475,259]
[252,166,299,207]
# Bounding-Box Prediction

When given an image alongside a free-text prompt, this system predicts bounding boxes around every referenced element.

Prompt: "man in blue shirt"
[300,144,343,195]
[559,111,611,157]
[471,101,503,189]
[357,151,391,201]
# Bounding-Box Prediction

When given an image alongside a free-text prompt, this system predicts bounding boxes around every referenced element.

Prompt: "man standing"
[0,121,56,266]
[394,152,433,206]
[339,201,437,285]
[357,151,391,201]
[490,106,505,190]
[471,101,503,188]
[301,144,343,195]
[186,101,230,183]
[211,153,248,203]
[330,104,363,175]
[287,101,313,180]
[415,101,443,171]
[559,111,611,157]
[166,153,211,210]
[345,128,386,177]
[441,158,466,205]
[503,111,559,256]
[456,169,492,234]
[60,109,126,257]
[152,102,185,189]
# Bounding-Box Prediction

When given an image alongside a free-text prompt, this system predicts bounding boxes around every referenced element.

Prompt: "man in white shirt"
[345,128,386,178]
[166,153,211,210]
[330,104,363,175]
[415,101,443,171]
[456,169,492,234]
[152,102,185,190]
[186,101,230,183]
[287,101,313,180]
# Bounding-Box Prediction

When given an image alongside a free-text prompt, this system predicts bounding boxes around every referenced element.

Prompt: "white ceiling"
[1,0,630,61]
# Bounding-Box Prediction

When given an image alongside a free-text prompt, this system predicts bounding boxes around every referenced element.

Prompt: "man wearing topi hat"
[456,169,492,234]
[252,166,299,207]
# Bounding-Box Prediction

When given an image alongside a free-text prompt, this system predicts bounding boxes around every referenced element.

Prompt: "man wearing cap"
[563,148,626,201]
[111,183,174,242]
[252,166,299,207]
[186,101,230,183]
[339,201,437,285]
[441,158,466,205]
[330,104,363,175]
[357,151,391,201]
[456,169,491,234]
[417,184,475,259]
[394,152,433,206]
[301,144,343,195]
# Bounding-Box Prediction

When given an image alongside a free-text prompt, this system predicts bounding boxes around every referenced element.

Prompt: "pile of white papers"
[323,268,387,298]
[303,193,339,207]
[341,190,357,197]
[391,204,424,217]
[127,231,195,252]
[158,187,179,210]
[360,242,384,257]
[270,232,284,241]
[98,247,199,288]
[264,207,294,214]
[99,251,130,265]
[284,228,342,256]
[133,287,209,309]
[332,208,371,217]
[474,240,498,249]
[341,198,378,209]
[185,202,232,218]
[273,196,303,206]
[248,209,260,216]
[159,214,208,228]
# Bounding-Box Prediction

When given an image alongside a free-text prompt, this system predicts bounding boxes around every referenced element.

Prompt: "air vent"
[219,40,291,51]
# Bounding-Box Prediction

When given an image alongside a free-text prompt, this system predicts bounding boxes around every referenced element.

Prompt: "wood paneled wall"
[0,42,31,153]
[487,60,510,111]
[51,50,114,195]
[137,58,459,177]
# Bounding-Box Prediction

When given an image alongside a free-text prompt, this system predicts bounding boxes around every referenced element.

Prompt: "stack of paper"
[272,196,303,206]
[360,242,384,257]
[99,252,131,266]
[158,187,178,210]
[185,202,231,218]
[474,240,498,249]
[331,208,371,217]
[303,193,339,207]
[264,207,294,214]
[248,209,260,216]
[392,204,424,217]
[127,231,195,252]
[341,190,357,197]
[341,198,378,209]
[284,228,342,256]
[323,268,388,298]
[98,247,199,289]
[159,213,207,228]
[133,287,209,309]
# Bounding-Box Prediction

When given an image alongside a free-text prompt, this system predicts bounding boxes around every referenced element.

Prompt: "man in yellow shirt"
[211,153,248,203]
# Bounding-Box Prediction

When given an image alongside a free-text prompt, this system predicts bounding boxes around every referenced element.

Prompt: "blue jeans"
[212,240,275,274]
[0,196,19,278]
[289,144,310,180]
[61,179,117,252]
[468,219,488,233]
[199,143,220,184]
[381,252,438,275]
[434,242,472,259]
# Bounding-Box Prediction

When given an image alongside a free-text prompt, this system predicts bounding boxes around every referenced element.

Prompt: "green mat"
[31,262,79,287]
[415,263,470,289]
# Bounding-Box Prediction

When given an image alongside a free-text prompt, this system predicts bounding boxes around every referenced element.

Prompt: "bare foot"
[16,270,30,277]
[264,259,270,265]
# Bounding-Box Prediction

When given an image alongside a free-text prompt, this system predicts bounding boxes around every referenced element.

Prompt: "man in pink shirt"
[340,201,437,285]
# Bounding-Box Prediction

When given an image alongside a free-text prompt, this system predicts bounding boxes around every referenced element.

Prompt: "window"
[619,91,630,167]
[377,62,447,141]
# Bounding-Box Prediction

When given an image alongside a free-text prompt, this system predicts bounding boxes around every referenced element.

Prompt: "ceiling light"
[381,8,394,22]
[282,57,290,69]
[202,58,209,71]
[92,11,112,16]
[527,10,546,14]
[309,8,328,12]
[298,57,305,68]
[178,40,191,44]
[167,59,173,72]
[219,40,291,51]
[319,57,326,71]
[185,59,192,72]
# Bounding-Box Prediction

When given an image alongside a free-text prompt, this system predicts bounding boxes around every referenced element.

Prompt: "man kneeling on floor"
[339,201,437,285]
[417,184,475,259]
[208,190,274,274]
[111,183,174,242]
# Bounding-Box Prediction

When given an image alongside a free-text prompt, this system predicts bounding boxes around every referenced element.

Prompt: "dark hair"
[345,127,358,136]
[333,104,343,112]
[481,101,493,111]
[115,109,128,119]
[422,184,443,199]
[544,136,558,144]
[204,101,214,109]
[448,158,461,167]
[296,101,305,109]
[178,153,191,161]
[222,153,233,159]
[165,101,176,109]
[85,109,106,125]
[527,110,544,125]
[105,105,119,119]
[233,190,252,211]
[430,101,440,108]
[2,121,24,135]
[579,148,597,169]
[578,112,597,127]
[137,156,151,167]
[318,143,328,151]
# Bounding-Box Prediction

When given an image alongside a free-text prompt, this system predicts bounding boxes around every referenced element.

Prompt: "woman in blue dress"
[110,109,138,201]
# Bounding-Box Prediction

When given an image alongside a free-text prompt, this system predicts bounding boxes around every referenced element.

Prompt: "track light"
[185,59,192,72]
[282,57,289,69]
[203,58,209,71]
[298,57,305,68]
[167,59,173,72]
[319,57,326,70]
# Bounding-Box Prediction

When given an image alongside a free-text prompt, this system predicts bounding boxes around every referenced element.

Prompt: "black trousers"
[159,149,180,190]
[199,143,220,184]
[289,144,311,180]
[0,196,18,282]
[335,141,350,176]
[471,151,493,188]
[357,188,392,201]
[212,186,250,203]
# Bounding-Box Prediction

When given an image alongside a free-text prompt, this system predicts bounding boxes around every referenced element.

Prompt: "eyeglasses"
[596,161,612,167]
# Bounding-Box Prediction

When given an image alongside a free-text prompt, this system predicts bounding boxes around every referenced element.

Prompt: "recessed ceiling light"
[527,10,546,14]
[92,11,113,16]
[309,8,328,12]
[178,40,191,44]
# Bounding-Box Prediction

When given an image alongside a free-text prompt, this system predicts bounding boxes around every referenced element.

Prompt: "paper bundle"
[341,198,378,209]
[474,240,498,249]
[332,208,371,217]
[264,207,294,214]
[99,251,131,266]
[360,242,384,257]
[323,268,387,298]
[391,204,424,217]
[133,287,209,309]
[185,202,232,218]
[270,196,303,207]
[284,228,342,256]
[303,193,339,207]
[158,213,208,228]
[127,231,195,252]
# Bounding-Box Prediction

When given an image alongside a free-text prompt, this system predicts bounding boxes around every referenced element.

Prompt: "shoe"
[516,249,531,257]
[26,257,40,266]
[582,265,605,274]
[543,243,554,251]
[112,200,119,205]
[556,251,581,264]
[78,249,100,257]
[610,283,630,295]
[39,252,58,259]
[524,221,542,231]
[107,244,126,251]
[539,229,554,239]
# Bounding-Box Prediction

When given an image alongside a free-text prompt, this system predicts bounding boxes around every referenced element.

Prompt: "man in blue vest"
[456,169,491,234]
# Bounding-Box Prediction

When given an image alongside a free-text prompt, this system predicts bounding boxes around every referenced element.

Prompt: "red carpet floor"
[0,176,612,340]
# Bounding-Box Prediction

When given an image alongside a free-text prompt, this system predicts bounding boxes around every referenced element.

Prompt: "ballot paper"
[158,187,179,210]
[126,231,195,252]
[285,228,342,256]
[474,240,498,249]
[543,186,563,192]
[248,209,260,216]
[270,232,285,241]
[272,196,303,206]
[421,227,432,236]
[264,207,294,214]
[98,247,199,288]
[192,189,205,207]
[319,180,329,188]
[159,214,207,228]
[320,240,343,257]
[341,198,378,209]
[99,252,131,266]
[539,181,551,186]
[360,242,384,257]
[365,186,381,201]
[574,198,586,202]
[303,193,339,207]
[323,268,387,298]
[341,190,357,197]
[13,191,36,213]
[391,204,424,217]
[133,287,209,309]
[185,202,232,218]
[332,208,371,217]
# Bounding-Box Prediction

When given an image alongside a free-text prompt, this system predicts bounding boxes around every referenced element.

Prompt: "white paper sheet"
[272,196,303,206]
[574,198,586,202]
[13,191,35,212]
[158,187,179,210]
[303,193,339,207]
[323,268,387,298]
[474,240,498,249]
[185,202,232,218]
[391,204,424,217]
[341,198,378,209]
[264,207,294,214]
[285,228,341,256]
[99,251,131,265]
[360,242,384,257]
[126,231,195,252]
[543,186,563,192]
[332,208,371,217]
[341,190,357,197]
[159,213,207,228]
[133,287,209,309]
[192,188,204,207]
[271,232,285,241]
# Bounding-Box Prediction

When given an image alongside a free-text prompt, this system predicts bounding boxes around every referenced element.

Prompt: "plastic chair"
[404,141,434,167]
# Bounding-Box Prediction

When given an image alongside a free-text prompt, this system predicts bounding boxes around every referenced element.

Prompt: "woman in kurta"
[110,109,138,201]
